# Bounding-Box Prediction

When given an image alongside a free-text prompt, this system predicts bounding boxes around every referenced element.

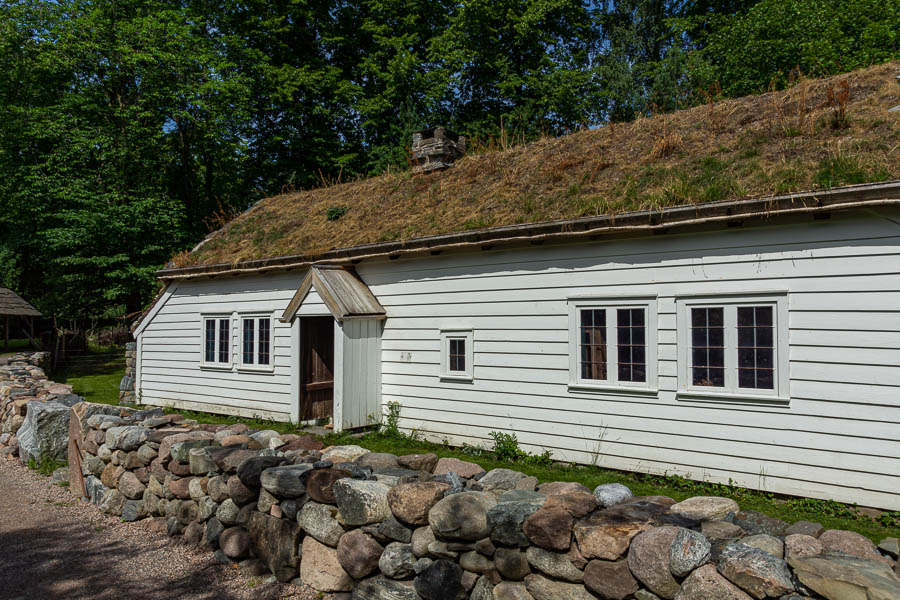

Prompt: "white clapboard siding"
[360,210,900,509]
[335,319,382,431]
[137,271,304,420]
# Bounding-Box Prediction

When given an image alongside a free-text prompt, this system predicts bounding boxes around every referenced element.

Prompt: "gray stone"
[355,452,399,471]
[459,551,494,574]
[495,547,531,581]
[226,475,256,505]
[702,520,745,540]
[426,541,458,560]
[50,466,69,485]
[785,521,825,538]
[670,527,712,577]
[84,475,106,505]
[487,499,546,547]
[470,576,495,600]
[207,476,229,503]
[99,488,126,516]
[627,526,682,600]
[388,482,450,525]
[718,542,794,599]
[733,510,789,538]
[249,429,281,446]
[197,496,218,521]
[593,483,633,508]
[257,488,278,513]
[788,552,900,600]
[338,529,384,579]
[784,534,824,561]
[121,499,145,522]
[378,516,413,543]
[236,455,286,488]
[492,581,534,600]
[216,498,240,525]
[104,426,150,452]
[170,439,211,463]
[188,476,209,501]
[583,559,639,600]
[819,529,888,562]
[82,455,106,477]
[219,526,250,559]
[117,470,146,500]
[245,511,302,582]
[741,534,784,559]
[635,592,663,600]
[525,546,583,582]
[411,526,436,558]
[379,542,416,579]
[429,491,497,541]
[674,564,752,600]
[878,537,899,559]
[397,453,439,473]
[669,496,739,522]
[524,574,596,600]
[523,506,575,551]
[280,498,299,520]
[414,559,466,600]
[188,447,216,474]
[351,576,417,600]
[176,499,199,525]
[16,401,73,464]
[334,479,392,526]
[205,518,225,548]
[260,464,312,498]
[478,468,528,491]
[322,444,370,463]
[298,501,345,546]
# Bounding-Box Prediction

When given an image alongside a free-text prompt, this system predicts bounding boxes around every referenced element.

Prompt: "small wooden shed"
[0,287,41,350]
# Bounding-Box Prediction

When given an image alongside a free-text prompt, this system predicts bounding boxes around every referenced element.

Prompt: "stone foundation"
[119,341,137,405]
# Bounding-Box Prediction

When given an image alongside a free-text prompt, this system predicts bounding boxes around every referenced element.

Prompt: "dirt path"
[0,458,320,600]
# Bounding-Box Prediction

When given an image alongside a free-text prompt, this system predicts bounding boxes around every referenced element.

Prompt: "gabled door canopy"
[281,266,386,323]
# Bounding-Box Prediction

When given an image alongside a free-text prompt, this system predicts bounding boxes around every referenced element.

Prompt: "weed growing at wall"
[27,456,67,477]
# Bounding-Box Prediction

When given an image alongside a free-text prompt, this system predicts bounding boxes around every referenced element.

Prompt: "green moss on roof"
[183,61,900,268]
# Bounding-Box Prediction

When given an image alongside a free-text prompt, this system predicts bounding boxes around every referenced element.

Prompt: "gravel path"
[0,457,326,600]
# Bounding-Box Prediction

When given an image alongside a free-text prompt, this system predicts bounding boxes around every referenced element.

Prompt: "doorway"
[299,316,334,421]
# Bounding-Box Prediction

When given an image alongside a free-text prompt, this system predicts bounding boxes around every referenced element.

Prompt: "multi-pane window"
[440,329,474,381]
[679,296,785,399]
[569,299,656,390]
[203,317,231,365]
[737,306,774,390]
[691,307,725,387]
[241,316,272,367]
[580,309,607,380]
[617,308,646,383]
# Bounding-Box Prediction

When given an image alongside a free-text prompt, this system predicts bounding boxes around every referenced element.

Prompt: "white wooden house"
[133,176,900,510]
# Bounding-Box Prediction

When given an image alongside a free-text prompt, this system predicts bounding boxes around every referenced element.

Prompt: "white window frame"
[440,329,474,382]
[200,314,233,369]
[676,292,789,403]
[238,313,276,373]
[567,296,658,394]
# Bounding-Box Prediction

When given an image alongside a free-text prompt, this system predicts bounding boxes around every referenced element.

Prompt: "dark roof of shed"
[0,288,41,317]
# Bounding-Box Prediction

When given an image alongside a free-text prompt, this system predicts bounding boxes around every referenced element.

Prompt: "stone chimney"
[411,127,466,173]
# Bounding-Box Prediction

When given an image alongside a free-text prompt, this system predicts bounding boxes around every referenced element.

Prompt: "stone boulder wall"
[23,394,897,599]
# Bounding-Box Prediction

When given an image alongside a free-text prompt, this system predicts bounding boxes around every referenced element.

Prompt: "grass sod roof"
[176,61,900,273]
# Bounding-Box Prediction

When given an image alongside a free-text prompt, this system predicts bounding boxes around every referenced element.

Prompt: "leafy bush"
[325,206,349,221]
[27,456,67,476]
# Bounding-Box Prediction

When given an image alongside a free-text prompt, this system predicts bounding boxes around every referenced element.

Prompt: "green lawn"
[1,338,39,353]
[54,347,125,405]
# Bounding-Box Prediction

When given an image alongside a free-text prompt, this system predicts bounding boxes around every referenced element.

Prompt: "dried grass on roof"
[185,61,900,267]
[0,288,41,317]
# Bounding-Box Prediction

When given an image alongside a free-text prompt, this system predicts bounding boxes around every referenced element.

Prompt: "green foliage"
[27,456,67,476]
[488,431,554,466]
[325,206,350,222]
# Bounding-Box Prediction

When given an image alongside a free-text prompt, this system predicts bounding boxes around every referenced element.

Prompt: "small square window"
[440,329,474,381]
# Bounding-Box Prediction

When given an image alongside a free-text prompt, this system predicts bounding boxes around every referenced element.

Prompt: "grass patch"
[27,456,67,476]
[1,338,39,352]
[54,347,126,405]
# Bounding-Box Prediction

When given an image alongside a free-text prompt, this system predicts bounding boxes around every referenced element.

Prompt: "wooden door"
[300,316,335,421]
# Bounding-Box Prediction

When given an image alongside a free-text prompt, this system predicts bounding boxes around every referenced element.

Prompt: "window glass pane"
[448,338,465,373]
[617,308,646,383]
[218,319,229,363]
[737,305,775,390]
[242,319,255,364]
[691,307,724,386]
[579,309,607,380]
[204,320,216,363]
[258,319,270,365]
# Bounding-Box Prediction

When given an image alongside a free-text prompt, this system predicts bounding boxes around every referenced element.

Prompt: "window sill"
[677,390,789,405]
[440,374,474,383]
[200,364,233,372]
[569,383,659,397]
[236,365,275,374]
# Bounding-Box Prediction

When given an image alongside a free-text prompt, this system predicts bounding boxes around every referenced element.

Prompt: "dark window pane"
[707,327,724,347]
[709,348,724,367]
[756,369,774,389]
[205,320,216,363]
[738,348,755,368]
[757,348,773,368]
[691,308,707,326]
[737,306,754,326]
[632,309,645,326]
[692,367,708,385]
[617,327,630,344]
[632,345,645,365]
[243,319,254,364]
[618,364,630,381]
[258,319,270,365]
[738,369,755,388]
[757,327,773,348]
[632,364,646,382]
[218,319,229,363]
[632,326,645,345]
[617,310,630,326]
[691,328,706,346]
[755,306,773,326]
[737,327,754,347]
[709,368,725,387]
[707,308,724,326]
[692,348,707,366]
